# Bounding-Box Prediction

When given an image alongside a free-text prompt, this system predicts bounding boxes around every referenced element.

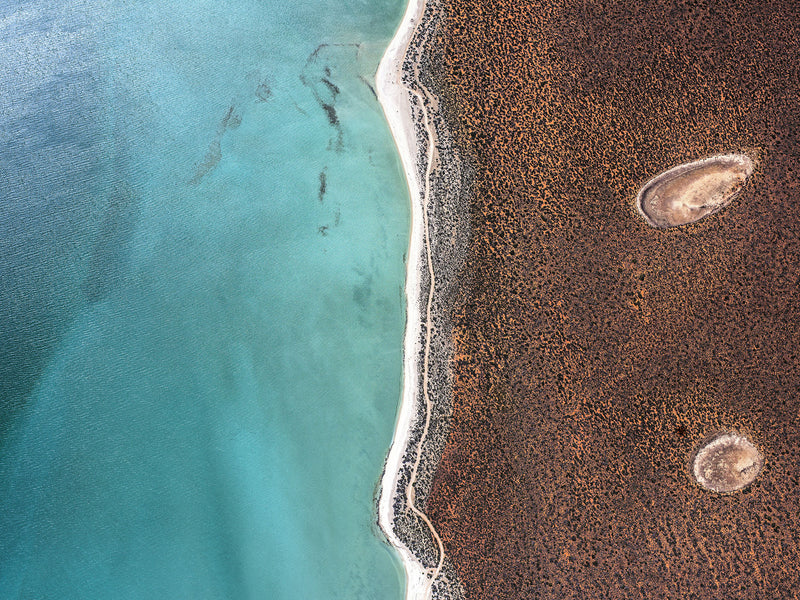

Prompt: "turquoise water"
[0,1,408,598]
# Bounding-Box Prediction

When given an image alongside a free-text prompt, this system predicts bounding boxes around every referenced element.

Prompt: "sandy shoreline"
[375,0,461,598]
[375,0,433,596]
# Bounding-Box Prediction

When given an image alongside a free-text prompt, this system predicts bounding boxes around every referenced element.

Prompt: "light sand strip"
[376,0,446,598]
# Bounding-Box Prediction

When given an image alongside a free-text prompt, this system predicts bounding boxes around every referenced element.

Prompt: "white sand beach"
[375,0,442,598]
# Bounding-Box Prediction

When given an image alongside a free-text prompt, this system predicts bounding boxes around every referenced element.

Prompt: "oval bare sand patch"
[637,154,754,228]
[692,432,764,493]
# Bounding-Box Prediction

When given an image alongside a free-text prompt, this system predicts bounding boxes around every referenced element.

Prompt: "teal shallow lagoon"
[0,1,408,598]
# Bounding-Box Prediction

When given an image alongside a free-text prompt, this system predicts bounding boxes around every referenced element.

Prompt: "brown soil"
[424,1,800,598]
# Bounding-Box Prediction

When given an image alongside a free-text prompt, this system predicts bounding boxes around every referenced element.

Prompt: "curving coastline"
[376,0,800,596]
[375,0,470,598]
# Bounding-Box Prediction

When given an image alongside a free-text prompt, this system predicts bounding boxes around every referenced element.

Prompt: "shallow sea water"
[0,1,408,598]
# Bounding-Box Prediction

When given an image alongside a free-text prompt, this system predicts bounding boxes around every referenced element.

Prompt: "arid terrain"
[424,1,800,597]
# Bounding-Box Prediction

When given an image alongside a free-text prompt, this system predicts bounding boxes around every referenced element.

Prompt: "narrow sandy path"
[405,80,446,595]
[376,0,452,597]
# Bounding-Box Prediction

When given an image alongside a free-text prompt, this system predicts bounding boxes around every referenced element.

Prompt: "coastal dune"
[375,0,434,594]
[376,0,469,598]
